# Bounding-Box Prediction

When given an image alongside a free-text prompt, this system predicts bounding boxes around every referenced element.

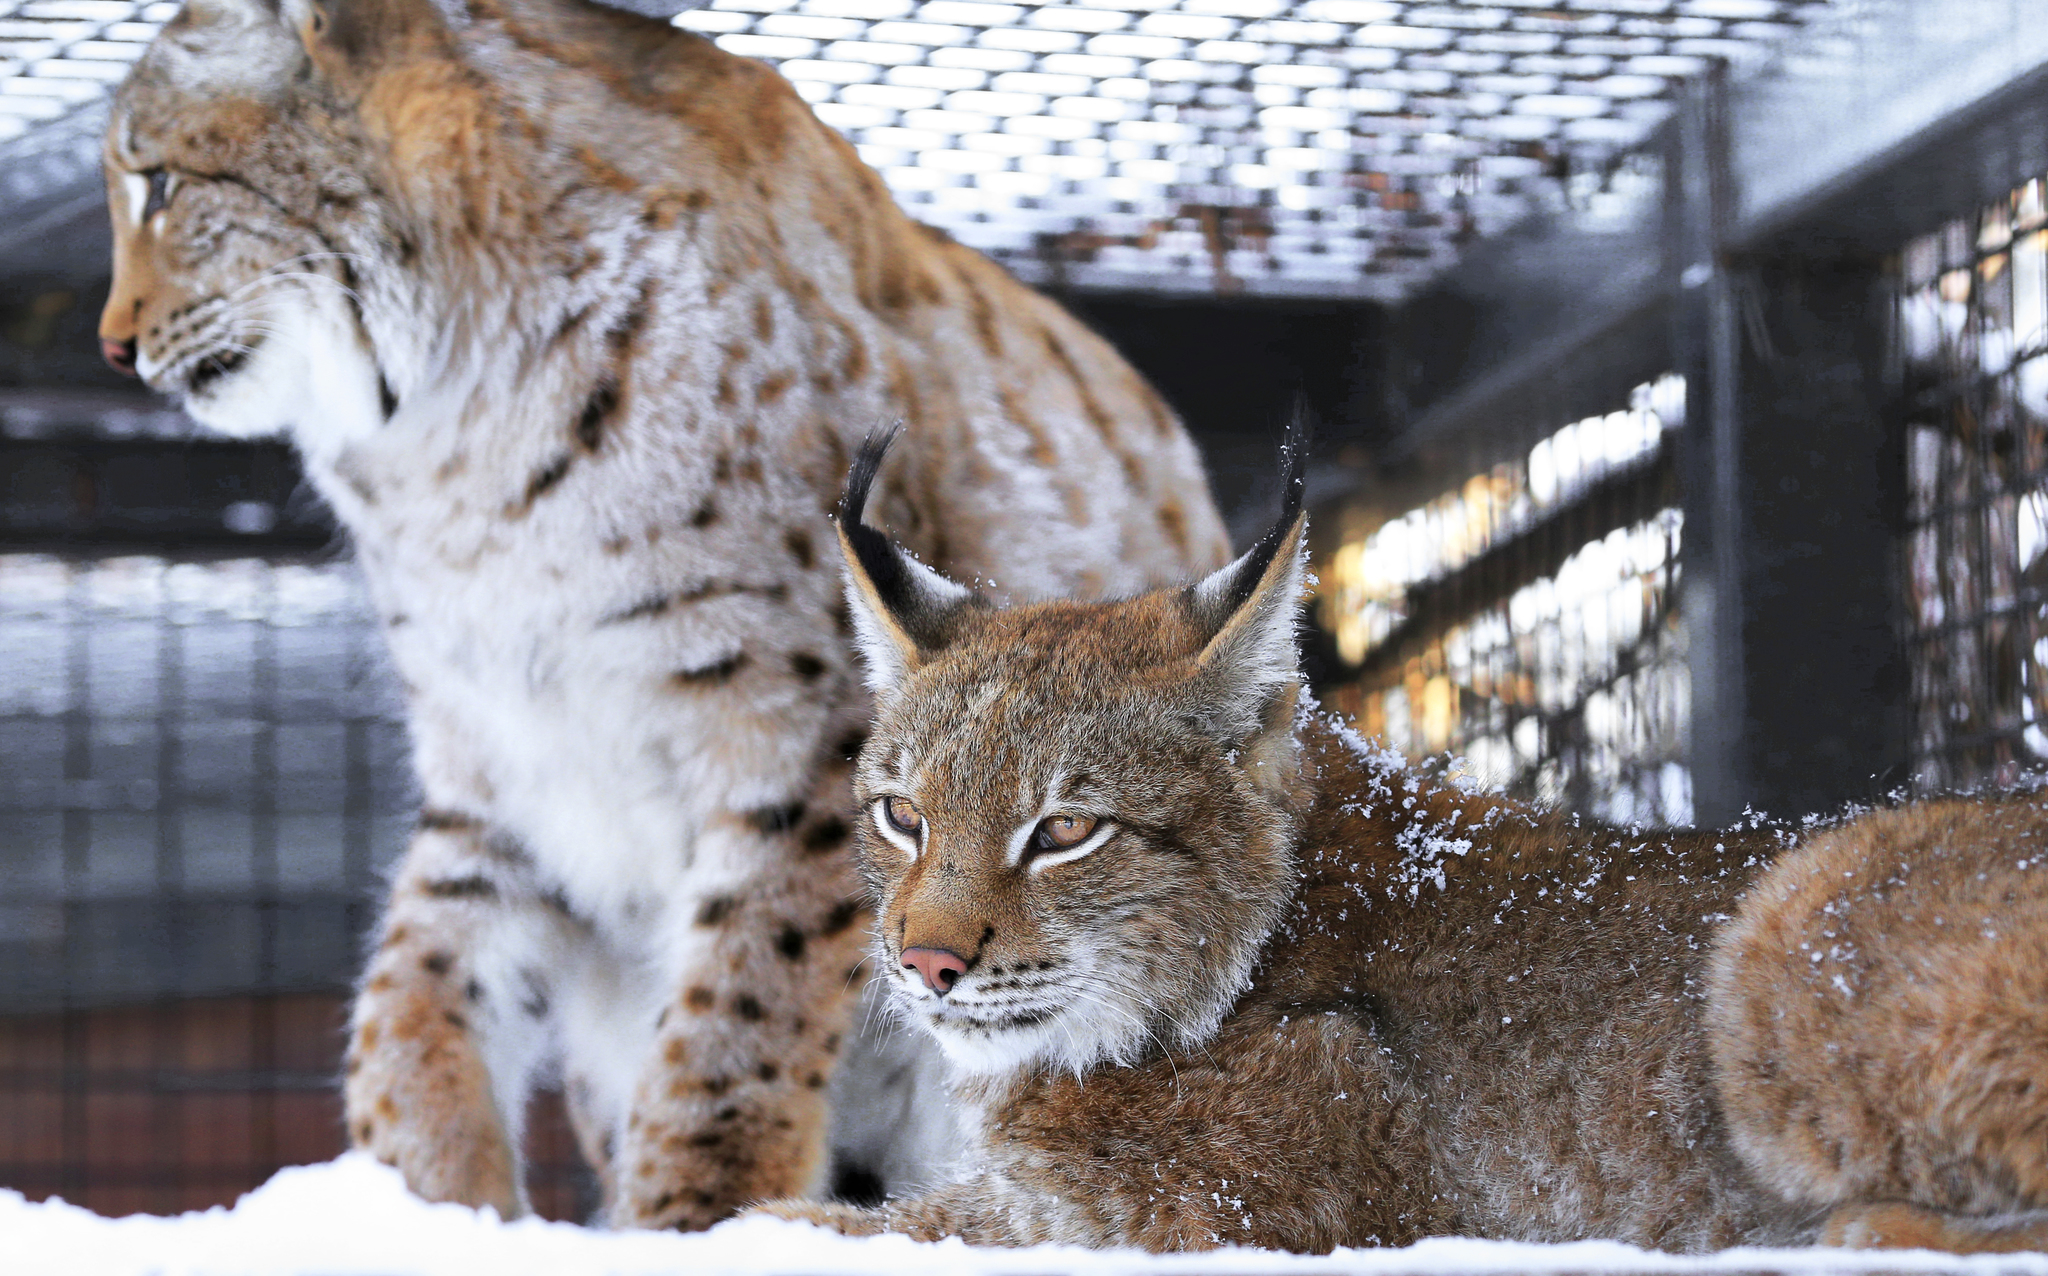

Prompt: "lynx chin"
[757,430,2048,1257]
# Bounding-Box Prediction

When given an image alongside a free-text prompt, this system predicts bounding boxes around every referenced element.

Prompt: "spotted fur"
[98,0,1229,1229]
[757,450,2048,1256]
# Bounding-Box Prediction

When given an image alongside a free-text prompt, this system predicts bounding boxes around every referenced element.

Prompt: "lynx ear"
[836,428,978,696]
[1181,417,1309,744]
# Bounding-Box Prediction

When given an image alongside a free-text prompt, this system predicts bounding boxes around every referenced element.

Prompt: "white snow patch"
[4,1155,2043,1276]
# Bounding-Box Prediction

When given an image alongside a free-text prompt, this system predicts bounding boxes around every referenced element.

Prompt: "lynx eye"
[1034,814,1097,850]
[140,169,173,221]
[881,796,922,835]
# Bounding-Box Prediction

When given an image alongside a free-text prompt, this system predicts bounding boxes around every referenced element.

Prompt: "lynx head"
[94,0,479,442]
[836,428,1310,1078]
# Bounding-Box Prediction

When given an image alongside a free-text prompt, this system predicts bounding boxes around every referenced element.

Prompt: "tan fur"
[757,501,2048,1256]
[98,0,1227,1229]
[1709,801,2048,1221]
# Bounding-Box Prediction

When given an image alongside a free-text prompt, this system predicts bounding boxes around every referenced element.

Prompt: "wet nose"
[901,947,967,995]
[100,336,137,377]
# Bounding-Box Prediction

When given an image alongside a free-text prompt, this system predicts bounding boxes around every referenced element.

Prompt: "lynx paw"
[749,1198,891,1236]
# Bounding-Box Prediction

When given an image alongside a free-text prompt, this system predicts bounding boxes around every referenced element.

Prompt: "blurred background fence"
[4,0,2048,1222]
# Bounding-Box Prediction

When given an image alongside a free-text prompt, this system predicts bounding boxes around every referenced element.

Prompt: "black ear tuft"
[1216,403,1311,618]
[837,424,929,639]
[1177,408,1311,744]
[839,423,898,532]
[833,424,975,692]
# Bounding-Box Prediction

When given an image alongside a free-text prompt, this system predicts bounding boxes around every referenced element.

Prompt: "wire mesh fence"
[1318,376,1692,825]
[0,550,593,1218]
[1896,177,2048,792]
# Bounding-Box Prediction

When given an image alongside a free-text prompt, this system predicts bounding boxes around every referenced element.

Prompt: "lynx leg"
[1824,1201,2048,1254]
[610,781,870,1230]
[345,815,570,1217]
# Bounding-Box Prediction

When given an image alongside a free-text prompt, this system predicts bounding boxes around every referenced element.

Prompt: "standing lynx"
[95,0,1229,1228]
[761,433,2048,1256]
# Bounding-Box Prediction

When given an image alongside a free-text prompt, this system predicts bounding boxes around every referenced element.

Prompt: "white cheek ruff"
[119,172,147,229]
[1023,821,1117,874]
[871,797,920,860]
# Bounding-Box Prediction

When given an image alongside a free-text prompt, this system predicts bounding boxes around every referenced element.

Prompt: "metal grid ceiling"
[3,0,1843,297]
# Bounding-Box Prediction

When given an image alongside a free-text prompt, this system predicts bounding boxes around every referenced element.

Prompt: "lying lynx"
[98,0,1227,1228]
[759,433,2048,1255]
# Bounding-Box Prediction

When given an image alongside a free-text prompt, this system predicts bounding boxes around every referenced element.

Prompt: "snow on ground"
[8,1156,2048,1276]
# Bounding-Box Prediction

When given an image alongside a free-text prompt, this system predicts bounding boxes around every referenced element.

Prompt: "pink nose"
[901,947,967,994]
[101,336,137,377]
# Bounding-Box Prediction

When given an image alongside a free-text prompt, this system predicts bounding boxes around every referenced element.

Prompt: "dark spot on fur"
[609,280,655,354]
[378,373,398,420]
[789,652,826,681]
[695,896,738,927]
[703,1076,732,1095]
[784,528,814,569]
[757,1061,780,1082]
[745,803,806,835]
[419,809,482,833]
[509,452,574,516]
[443,1010,467,1029]
[821,899,862,936]
[834,731,867,761]
[671,652,748,687]
[685,986,716,1012]
[519,969,549,1019]
[354,1120,375,1144]
[776,926,807,961]
[690,1132,724,1148]
[822,1033,840,1054]
[465,978,483,1002]
[598,580,788,626]
[734,994,765,1021]
[801,816,849,853]
[805,1072,825,1089]
[575,377,620,452]
[422,952,453,976]
[423,875,496,900]
[691,501,718,529]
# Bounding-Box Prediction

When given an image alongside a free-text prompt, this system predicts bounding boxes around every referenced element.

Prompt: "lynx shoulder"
[97,0,1228,1229]
[757,434,2048,1256]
